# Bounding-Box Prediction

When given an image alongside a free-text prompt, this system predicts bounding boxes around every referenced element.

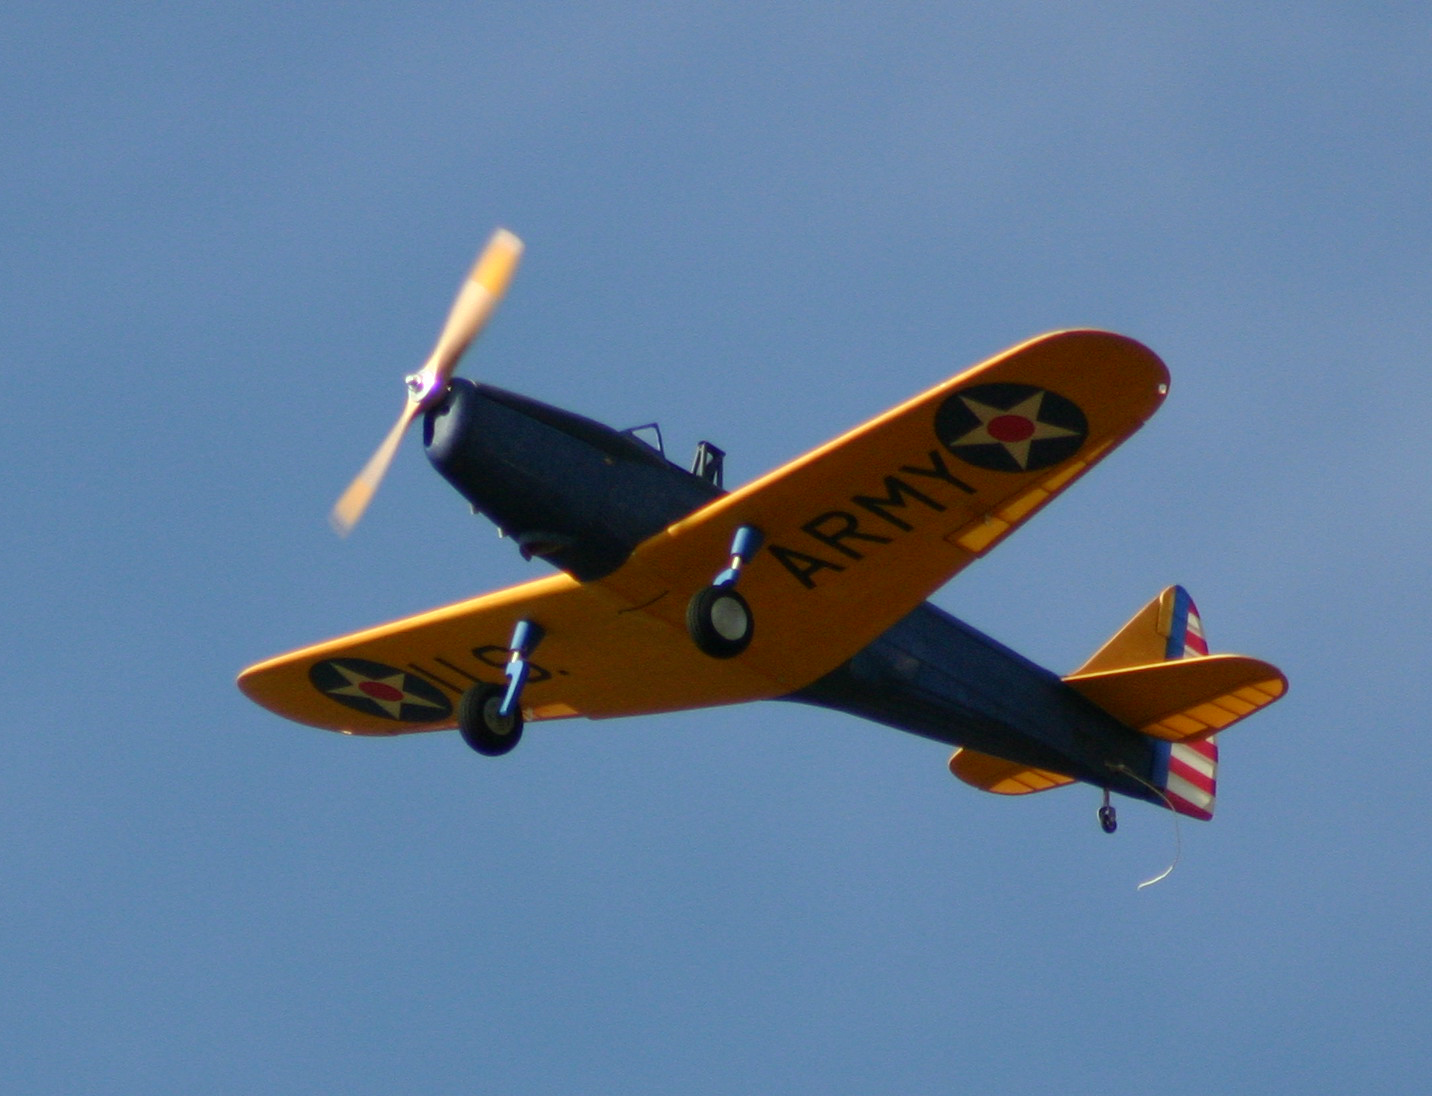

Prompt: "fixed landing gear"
[459,617,543,756]
[1098,789,1118,834]
[458,683,523,756]
[687,584,754,659]
[688,524,762,659]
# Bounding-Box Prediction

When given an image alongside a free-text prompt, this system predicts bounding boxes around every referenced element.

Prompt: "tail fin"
[1065,586,1285,821]
[947,589,1218,802]
[1071,585,1207,675]
[1151,589,1217,820]
[1161,737,1219,821]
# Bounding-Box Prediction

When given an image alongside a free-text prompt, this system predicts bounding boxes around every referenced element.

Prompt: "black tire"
[457,684,524,756]
[1098,804,1118,834]
[687,585,754,659]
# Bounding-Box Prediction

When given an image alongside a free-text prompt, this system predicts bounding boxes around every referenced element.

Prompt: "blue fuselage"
[788,603,1164,805]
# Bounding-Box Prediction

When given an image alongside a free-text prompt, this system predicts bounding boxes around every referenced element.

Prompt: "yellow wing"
[237,572,790,734]
[239,330,1168,734]
[597,329,1169,691]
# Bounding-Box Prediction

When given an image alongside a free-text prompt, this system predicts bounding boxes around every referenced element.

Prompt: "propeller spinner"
[330,228,524,535]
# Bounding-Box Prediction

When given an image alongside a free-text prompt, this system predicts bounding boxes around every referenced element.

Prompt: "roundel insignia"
[935,382,1088,473]
[308,658,453,723]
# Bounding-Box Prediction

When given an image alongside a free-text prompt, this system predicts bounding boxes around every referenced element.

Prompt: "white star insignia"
[322,663,447,719]
[947,391,1081,470]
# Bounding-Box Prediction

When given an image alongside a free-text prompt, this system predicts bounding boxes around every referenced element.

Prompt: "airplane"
[238,228,1287,833]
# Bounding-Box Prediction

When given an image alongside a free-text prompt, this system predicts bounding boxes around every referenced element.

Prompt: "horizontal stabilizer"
[1064,654,1287,742]
[948,748,1076,795]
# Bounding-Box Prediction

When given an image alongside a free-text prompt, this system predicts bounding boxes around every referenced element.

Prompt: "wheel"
[457,684,524,756]
[687,585,754,659]
[1098,804,1118,834]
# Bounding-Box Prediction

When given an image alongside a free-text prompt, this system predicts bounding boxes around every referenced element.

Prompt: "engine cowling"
[423,379,723,581]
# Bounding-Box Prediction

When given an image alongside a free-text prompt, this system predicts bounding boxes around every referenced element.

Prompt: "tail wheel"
[687,585,754,659]
[457,684,524,756]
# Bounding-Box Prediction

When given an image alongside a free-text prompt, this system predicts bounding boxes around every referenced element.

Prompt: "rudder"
[1155,587,1217,819]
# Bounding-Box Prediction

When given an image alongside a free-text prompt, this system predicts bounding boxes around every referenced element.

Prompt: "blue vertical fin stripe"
[1163,584,1192,661]
[1150,740,1172,790]
[1151,585,1194,791]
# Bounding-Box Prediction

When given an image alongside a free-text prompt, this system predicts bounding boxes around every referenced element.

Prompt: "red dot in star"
[360,681,405,702]
[988,414,1035,443]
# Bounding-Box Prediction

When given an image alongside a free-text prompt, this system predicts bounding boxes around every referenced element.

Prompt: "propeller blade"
[329,401,420,536]
[405,228,524,405]
[328,228,524,536]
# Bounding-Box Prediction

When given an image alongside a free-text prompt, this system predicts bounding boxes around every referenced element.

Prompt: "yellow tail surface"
[1071,585,1197,675]
[1064,655,1286,742]
[1063,586,1287,742]
[947,750,1075,795]
[950,586,1286,820]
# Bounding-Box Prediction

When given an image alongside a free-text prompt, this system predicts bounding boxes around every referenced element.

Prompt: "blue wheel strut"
[499,618,545,719]
[713,524,763,588]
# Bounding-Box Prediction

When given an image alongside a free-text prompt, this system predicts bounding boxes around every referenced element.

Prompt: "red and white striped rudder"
[1158,587,1218,820]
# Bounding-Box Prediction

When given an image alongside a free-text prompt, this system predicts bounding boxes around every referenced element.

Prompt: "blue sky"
[3,4,1429,1092]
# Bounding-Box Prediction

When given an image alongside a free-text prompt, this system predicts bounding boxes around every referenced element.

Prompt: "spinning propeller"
[330,228,524,535]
